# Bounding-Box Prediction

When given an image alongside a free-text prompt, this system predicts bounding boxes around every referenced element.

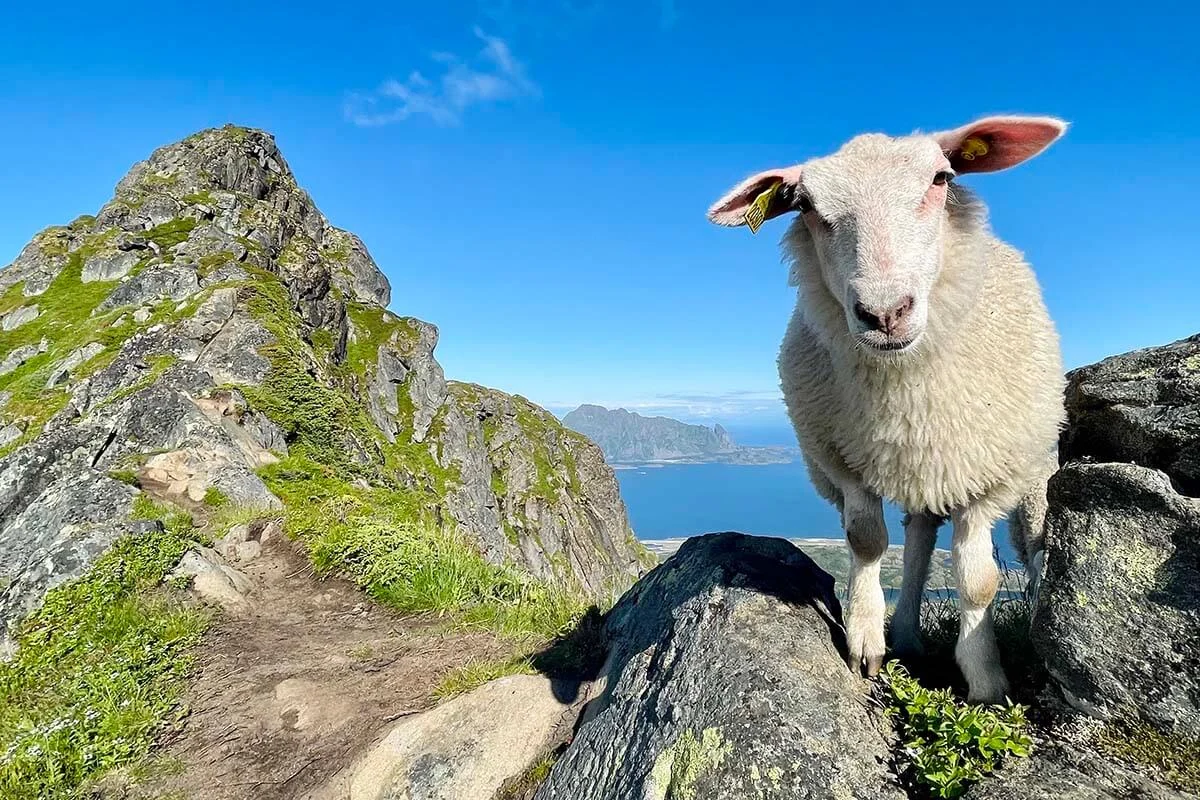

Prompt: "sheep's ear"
[707,166,803,230]
[935,116,1067,174]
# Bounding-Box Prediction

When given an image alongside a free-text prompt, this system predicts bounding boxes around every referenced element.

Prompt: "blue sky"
[2,1,1197,435]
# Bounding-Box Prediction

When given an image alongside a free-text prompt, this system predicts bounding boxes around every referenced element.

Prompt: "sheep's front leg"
[842,485,888,677]
[889,512,941,657]
[952,503,1010,704]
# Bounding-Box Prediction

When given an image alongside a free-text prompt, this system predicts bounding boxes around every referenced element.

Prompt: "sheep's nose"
[854,296,914,336]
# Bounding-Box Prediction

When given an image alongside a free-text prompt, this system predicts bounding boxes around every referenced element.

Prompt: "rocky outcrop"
[1032,334,1200,743]
[964,733,1194,800]
[312,674,584,800]
[0,124,647,650]
[1033,462,1200,736]
[535,532,906,800]
[1060,333,1200,495]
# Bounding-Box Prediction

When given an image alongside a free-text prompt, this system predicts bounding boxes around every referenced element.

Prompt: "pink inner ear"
[937,116,1067,174]
[707,166,803,227]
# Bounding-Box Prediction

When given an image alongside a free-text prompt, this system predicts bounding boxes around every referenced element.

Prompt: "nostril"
[891,295,915,322]
[853,301,882,330]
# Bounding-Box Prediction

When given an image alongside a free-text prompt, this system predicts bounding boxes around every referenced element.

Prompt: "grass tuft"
[433,656,536,701]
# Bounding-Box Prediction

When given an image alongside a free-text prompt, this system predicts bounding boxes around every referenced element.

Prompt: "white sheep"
[706,115,1067,702]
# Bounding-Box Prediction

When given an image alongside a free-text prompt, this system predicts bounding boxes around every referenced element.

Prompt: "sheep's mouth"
[857,335,917,354]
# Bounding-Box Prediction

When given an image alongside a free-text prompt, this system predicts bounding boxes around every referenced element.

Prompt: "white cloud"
[345,28,539,127]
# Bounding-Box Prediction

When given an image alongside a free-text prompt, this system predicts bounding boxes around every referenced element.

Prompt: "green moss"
[1095,721,1200,794]
[879,661,1032,798]
[342,302,420,378]
[649,728,731,800]
[196,251,235,277]
[0,231,144,455]
[491,467,509,499]
[143,218,197,251]
[0,505,207,799]
[202,487,229,508]
[108,468,140,486]
[181,190,216,206]
[141,173,179,191]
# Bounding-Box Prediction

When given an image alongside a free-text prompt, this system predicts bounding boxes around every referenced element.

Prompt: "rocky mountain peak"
[0,125,648,651]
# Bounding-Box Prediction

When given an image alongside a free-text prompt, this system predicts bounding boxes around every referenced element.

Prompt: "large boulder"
[965,735,1193,800]
[1033,334,1200,740]
[1033,462,1200,736]
[535,532,906,800]
[1060,333,1200,495]
[311,674,583,800]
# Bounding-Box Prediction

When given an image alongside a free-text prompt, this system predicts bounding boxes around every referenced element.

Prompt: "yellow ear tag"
[744,180,783,234]
[960,137,990,161]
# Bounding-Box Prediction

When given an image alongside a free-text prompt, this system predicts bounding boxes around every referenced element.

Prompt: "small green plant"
[202,486,229,507]
[879,661,1032,798]
[0,507,207,799]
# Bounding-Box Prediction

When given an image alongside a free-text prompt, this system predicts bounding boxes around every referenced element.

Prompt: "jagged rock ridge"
[0,124,649,649]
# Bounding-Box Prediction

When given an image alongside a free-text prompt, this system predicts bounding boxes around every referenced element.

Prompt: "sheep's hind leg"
[951,503,1011,704]
[889,512,942,657]
[842,485,888,677]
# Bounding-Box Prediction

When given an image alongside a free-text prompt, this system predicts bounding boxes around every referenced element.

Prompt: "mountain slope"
[561,403,795,464]
[0,124,649,652]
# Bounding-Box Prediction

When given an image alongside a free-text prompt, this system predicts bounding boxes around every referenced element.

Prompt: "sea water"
[615,460,1019,562]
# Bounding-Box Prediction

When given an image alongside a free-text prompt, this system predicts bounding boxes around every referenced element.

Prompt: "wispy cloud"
[345,27,539,127]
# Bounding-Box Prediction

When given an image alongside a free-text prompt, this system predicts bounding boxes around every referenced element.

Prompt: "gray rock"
[0,423,23,447]
[0,239,69,298]
[536,532,906,800]
[1033,462,1200,737]
[366,346,409,443]
[175,286,236,344]
[1,304,39,331]
[312,675,581,800]
[0,344,39,377]
[440,383,647,596]
[168,546,254,614]
[194,311,272,386]
[964,738,1192,800]
[1061,332,1200,496]
[101,262,200,309]
[81,249,140,282]
[45,341,106,388]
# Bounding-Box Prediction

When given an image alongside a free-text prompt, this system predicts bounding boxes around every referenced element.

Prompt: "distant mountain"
[561,404,796,465]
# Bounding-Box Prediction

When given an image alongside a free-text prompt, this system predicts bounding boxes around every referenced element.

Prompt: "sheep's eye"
[932,170,954,186]
[796,195,814,214]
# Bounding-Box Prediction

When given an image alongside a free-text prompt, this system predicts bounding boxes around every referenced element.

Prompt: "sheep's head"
[707,115,1066,355]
